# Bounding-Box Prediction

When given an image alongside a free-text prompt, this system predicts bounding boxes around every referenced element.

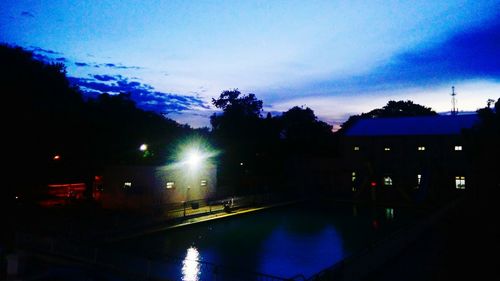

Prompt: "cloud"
[75,62,91,67]
[92,74,122,81]
[69,75,210,114]
[73,61,142,69]
[20,11,35,18]
[102,63,142,70]
[29,46,60,55]
[28,46,143,70]
[305,15,500,97]
[377,17,500,86]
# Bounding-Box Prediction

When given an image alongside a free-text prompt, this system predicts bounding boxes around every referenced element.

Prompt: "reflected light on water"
[182,246,201,281]
[385,208,395,220]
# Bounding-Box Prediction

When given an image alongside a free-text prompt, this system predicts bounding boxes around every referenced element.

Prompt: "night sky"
[1,0,499,128]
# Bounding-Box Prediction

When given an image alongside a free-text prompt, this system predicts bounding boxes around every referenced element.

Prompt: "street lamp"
[186,149,203,170]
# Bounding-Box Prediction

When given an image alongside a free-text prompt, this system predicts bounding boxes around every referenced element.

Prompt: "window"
[384,147,391,151]
[455,176,465,189]
[455,146,462,151]
[351,172,356,192]
[383,176,393,186]
[353,146,360,151]
[200,180,207,187]
[166,181,175,189]
[123,182,132,189]
[385,208,395,220]
[418,146,425,151]
[416,174,422,189]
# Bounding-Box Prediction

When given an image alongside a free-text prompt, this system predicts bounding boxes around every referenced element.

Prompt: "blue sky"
[1,0,499,128]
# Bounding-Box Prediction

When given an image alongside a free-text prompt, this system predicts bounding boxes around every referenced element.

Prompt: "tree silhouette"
[464,98,500,201]
[210,90,267,195]
[278,106,335,155]
[1,44,200,203]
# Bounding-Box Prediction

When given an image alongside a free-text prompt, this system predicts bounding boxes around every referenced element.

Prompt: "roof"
[345,114,479,136]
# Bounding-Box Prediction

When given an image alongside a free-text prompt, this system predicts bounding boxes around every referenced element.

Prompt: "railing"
[16,232,303,281]
[99,193,296,242]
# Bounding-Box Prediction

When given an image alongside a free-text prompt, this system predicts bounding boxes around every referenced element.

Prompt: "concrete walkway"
[110,200,298,241]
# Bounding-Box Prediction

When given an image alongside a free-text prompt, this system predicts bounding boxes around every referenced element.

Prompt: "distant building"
[341,114,478,203]
[96,163,217,210]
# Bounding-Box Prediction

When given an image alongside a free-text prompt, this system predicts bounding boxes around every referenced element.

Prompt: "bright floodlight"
[186,150,203,169]
[139,144,148,151]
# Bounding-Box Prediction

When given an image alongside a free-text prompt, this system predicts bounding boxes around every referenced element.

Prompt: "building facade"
[341,114,478,203]
[97,163,217,210]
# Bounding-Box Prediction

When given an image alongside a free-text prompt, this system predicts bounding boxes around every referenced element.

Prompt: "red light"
[53,155,61,160]
[370,181,377,187]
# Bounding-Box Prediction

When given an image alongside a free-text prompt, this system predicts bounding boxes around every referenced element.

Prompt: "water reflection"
[182,246,201,281]
[385,208,395,220]
[259,226,343,278]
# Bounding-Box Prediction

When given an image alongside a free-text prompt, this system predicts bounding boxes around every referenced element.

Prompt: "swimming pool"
[111,201,426,280]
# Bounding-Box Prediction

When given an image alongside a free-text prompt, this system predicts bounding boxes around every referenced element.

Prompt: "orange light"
[53,155,61,160]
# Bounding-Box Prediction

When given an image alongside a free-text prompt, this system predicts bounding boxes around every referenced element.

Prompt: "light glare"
[187,150,202,168]
[182,247,200,281]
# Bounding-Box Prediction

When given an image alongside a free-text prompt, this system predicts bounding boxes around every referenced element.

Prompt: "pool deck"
[109,200,300,241]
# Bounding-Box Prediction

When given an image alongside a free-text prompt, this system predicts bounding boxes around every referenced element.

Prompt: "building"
[341,114,478,203]
[96,162,217,210]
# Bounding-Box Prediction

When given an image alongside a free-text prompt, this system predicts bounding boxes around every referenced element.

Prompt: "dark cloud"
[69,76,209,114]
[92,74,122,81]
[21,11,35,18]
[378,17,500,85]
[303,15,500,98]
[75,62,91,67]
[32,53,50,62]
[30,46,60,55]
[101,63,142,70]
[28,46,69,65]
[73,61,142,69]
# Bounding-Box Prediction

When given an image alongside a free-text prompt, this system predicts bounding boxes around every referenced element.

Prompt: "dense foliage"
[1,44,201,200]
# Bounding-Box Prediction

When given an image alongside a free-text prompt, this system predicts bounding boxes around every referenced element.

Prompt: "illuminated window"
[455,176,465,189]
[353,146,360,151]
[455,146,462,151]
[418,146,425,151]
[385,208,395,220]
[383,176,393,186]
[351,172,356,192]
[384,147,391,151]
[200,180,207,187]
[123,182,132,189]
[166,182,175,189]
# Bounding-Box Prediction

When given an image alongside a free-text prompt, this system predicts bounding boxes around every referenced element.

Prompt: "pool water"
[112,202,425,280]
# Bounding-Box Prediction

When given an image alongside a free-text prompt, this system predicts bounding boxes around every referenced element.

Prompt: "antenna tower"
[451,86,457,115]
